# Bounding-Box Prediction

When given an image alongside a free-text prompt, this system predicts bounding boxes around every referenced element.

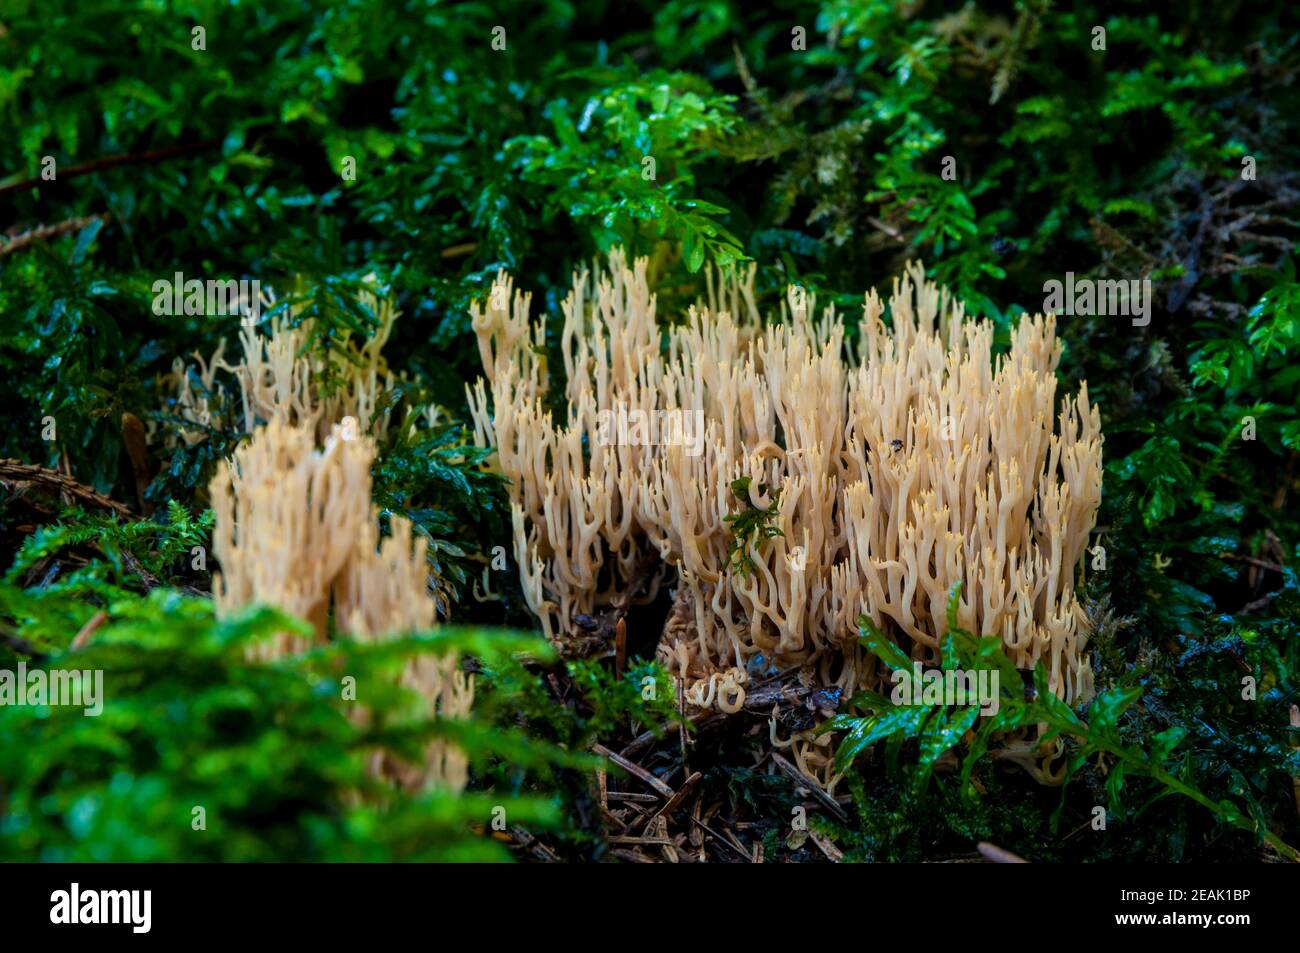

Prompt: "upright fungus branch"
[208,417,374,658]
[165,281,402,446]
[204,292,475,792]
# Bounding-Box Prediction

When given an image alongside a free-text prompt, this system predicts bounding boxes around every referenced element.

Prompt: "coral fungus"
[470,252,1103,730]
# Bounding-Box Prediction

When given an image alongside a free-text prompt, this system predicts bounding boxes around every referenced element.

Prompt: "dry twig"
[0,214,109,258]
[0,459,133,517]
[0,139,221,198]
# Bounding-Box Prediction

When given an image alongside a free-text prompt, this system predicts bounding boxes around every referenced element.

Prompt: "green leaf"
[834,704,932,771]
[858,616,912,672]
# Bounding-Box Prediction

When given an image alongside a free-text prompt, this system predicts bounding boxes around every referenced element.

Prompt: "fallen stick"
[977,841,1028,863]
[71,610,108,651]
[0,214,108,258]
[770,752,850,824]
[651,770,701,823]
[0,459,133,517]
[592,743,675,798]
[0,139,221,198]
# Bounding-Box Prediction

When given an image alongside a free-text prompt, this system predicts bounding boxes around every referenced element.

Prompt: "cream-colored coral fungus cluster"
[470,252,1103,771]
[164,280,400,446]
[202,286,473,794]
